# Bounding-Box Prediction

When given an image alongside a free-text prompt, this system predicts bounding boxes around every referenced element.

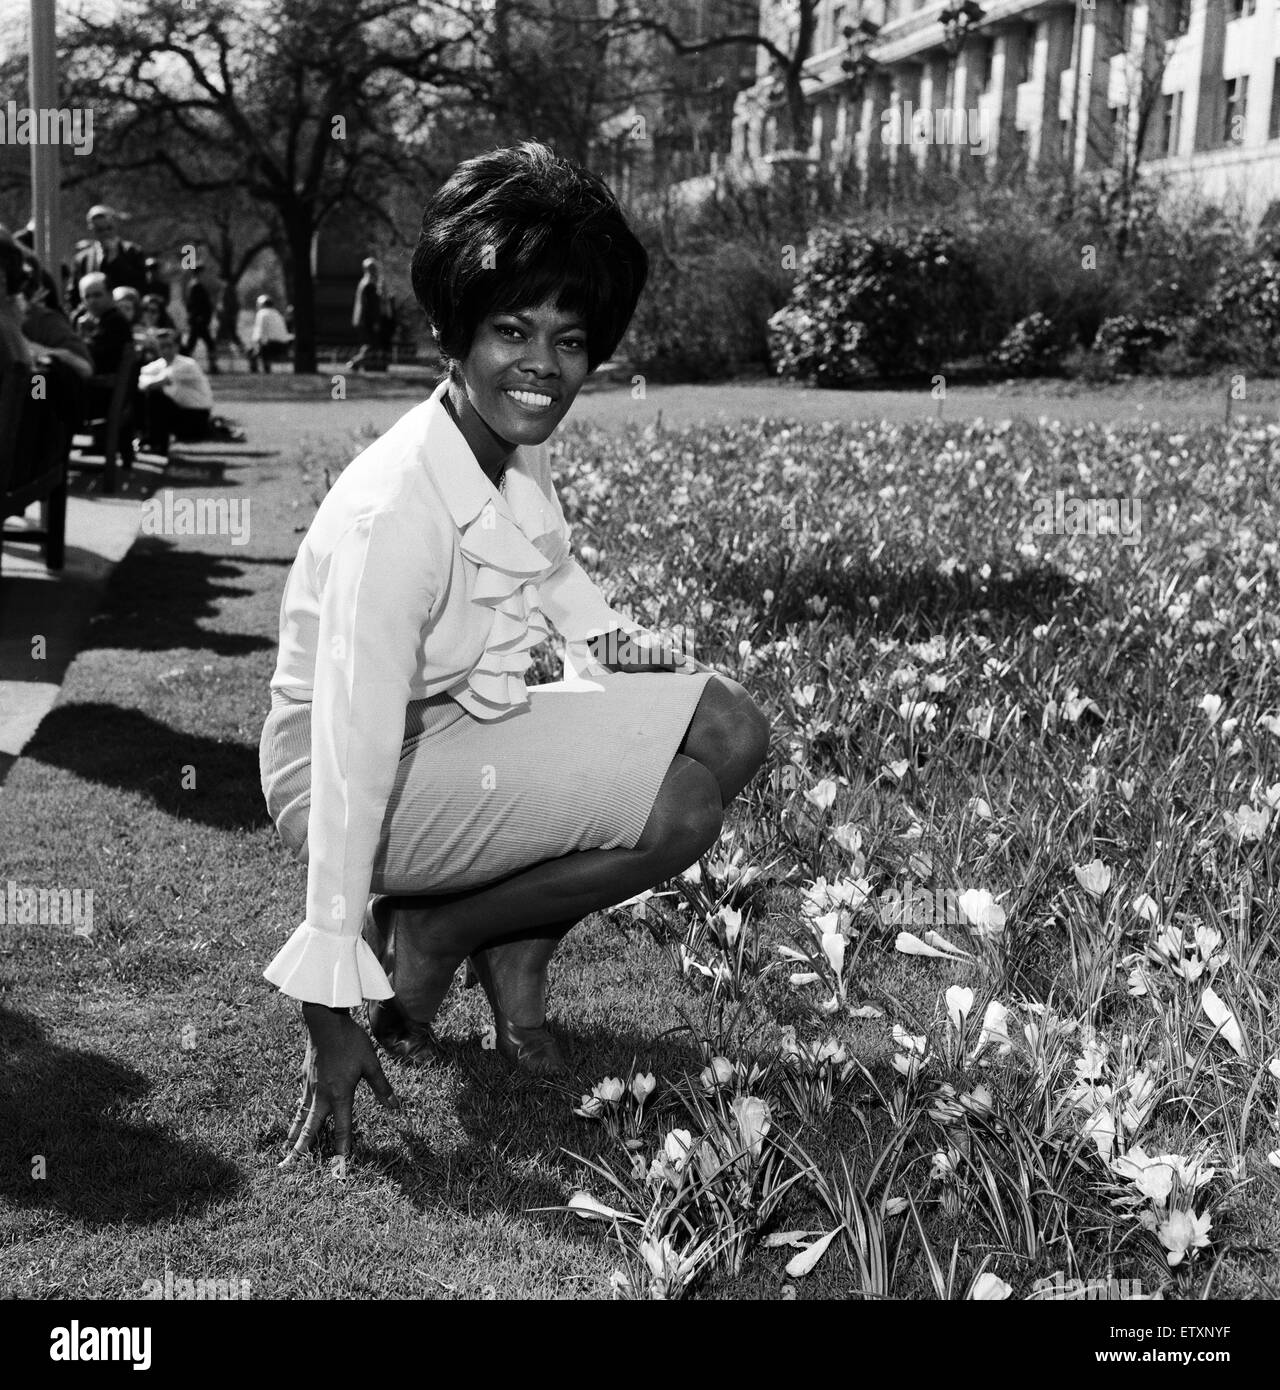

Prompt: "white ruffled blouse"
[262,377,651,1007]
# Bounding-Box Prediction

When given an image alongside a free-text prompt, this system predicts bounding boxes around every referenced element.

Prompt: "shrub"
[767,223,985,385]
[1092,314,1177,374]
[624,238,788,382]
[1188,256,1280,371]
[988,313,1066,378]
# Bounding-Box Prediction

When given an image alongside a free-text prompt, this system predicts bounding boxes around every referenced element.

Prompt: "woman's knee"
[635,754,723,870]
[685,676,770,783]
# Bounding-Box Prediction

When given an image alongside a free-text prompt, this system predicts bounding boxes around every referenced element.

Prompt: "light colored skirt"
[258,669,715,893]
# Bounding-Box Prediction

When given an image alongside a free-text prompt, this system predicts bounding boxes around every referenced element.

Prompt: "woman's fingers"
[278,1091,329,1169]
[363,1048,400,1110]
[283,1041,317,1147]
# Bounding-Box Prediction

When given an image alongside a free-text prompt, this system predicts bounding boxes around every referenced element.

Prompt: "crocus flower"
[731,1095,772,1161]
[699,1056,736,1091]
[1073,859,1112,896]
[1157,1207,1212,1266]
[971,1000,1014,1058]
[970,1272,1013,1300]
[631,1072,656,1105]
[1200,693,1223,725]
[718,905,742,946]
[832,823,863,857]
[804,779,839,811]
[1131,893,1160,923]
[957,888,1006,935]
[1225,805,1270,843]
[662,1129,694,1171]
[944,985,975,1030]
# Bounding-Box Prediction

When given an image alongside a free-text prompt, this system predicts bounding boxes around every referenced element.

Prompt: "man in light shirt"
[247,293,293,372]
[137,327,214,455]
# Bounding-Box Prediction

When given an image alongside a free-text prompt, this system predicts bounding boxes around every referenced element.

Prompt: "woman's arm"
[263,508,436,1008]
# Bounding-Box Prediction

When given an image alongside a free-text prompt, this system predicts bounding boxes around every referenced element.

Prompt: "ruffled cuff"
[263,921,395,1007]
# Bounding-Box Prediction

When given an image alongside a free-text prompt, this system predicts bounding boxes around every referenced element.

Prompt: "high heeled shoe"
[468,946,567,1077]
[361,897,448,1063]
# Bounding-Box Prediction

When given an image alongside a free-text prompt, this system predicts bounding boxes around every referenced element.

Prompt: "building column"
[858,72,893,197]
[987,26,1029,170]
[1032,9,1075,172]
[1192,0,1228,152]
[1080,0,1122,170]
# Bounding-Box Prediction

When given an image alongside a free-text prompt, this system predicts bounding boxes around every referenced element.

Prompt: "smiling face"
[447,299,591,475]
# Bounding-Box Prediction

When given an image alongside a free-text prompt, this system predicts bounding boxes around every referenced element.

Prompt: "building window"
[1269,63,1280,140]
[1111,104,1128,163]
[1018,24,1037,85]
[1060,117,1072,162]
[1230,0,1256,19]
[1224,75,1249,144]
[1170,0,1191,37]
[971,40,992,94]
[1163,90,1183,155]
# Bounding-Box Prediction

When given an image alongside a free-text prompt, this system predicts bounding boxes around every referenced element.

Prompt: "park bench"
[0,360,69,579]
[67,340,137,496]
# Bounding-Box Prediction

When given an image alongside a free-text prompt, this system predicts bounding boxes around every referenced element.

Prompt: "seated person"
[14,224,63,311]
[113,285,141,325]
[139,293,175,334]
[74,271,134,423]
[20,253,93,380]
[0,229,34,371]
[18,252,92,439]
[247,294,292,372]
[137,327,213,455]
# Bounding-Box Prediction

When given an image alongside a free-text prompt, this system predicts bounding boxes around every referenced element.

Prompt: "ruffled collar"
[419,378,564,719]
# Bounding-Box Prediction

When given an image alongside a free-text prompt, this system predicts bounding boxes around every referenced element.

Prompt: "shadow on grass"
[0,1005,243,1224]
[353,1020,707,1224]
[82,536,282,657]
[716,556,1085,638]
[25,702,268,831]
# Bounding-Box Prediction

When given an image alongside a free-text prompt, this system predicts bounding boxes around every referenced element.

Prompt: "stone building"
[730,0,1280,225]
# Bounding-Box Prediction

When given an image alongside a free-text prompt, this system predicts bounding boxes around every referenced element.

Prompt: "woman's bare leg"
[373,753,723,1029]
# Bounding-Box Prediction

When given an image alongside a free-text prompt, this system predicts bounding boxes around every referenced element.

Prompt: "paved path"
[0,472,159,776]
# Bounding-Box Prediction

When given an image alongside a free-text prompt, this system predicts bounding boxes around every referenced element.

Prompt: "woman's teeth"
[505,389,554,410]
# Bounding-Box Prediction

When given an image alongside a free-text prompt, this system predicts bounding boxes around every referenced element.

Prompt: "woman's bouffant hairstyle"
[411,141,648,375]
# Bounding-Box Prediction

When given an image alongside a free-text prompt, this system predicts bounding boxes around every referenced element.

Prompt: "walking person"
[182,264,219,375]
[260,141,769,1169]
[346,257,384,371]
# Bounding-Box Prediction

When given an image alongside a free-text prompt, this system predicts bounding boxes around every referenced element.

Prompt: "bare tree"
[61,0,491,371]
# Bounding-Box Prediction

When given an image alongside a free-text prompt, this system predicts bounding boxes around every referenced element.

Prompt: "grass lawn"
[3,408,1280,1301]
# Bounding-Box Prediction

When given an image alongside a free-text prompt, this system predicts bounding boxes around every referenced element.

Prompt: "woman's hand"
[279,1002,400,1174]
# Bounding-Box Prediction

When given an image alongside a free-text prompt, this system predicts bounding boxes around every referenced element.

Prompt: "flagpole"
[29,0,61,275]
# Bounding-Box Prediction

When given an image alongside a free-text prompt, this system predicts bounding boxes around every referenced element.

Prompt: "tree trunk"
[280,210,318,374]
